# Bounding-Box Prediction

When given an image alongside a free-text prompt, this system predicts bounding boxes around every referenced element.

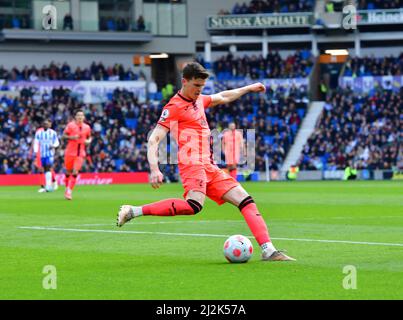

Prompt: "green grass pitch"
[0,181,402,300]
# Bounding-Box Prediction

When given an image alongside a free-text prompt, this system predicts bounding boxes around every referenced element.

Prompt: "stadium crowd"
[0,62,142,82]
[219,0,314,15]
[357,0,402,10]
[298,88,402,171]
[99,15,146,32]
[207,84,308,171]
[212,50,313,80]
[0,86,156,175]
[0,14,30,30]
[0,78,308,176]
[343,54,403,77]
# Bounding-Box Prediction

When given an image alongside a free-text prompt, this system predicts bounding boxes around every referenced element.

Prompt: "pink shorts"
[180,163,239,205]
[64,155,85,172]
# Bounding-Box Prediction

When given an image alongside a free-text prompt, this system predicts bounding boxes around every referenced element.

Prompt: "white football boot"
[116,205,142,227]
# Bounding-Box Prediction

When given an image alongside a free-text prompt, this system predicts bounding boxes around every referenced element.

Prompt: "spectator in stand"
[206,84,309,171]
[0,62,139,82]
[11,16,21,29]
[107,17,116,31]
[298,88,401,171]
[63,13,73,30]
[136,15,146,31]
[344,53,402,77]
[229,0,314,14]
[358,0,401,10]
[117,17,128,31]
[213,50,313,80]
[0,77,309,175]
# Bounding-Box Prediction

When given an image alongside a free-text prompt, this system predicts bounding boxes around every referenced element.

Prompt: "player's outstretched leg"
[64,174,72,200]
[238,196,296,261]
[51,169,58,190]
[116,198,203,227]
[223,186,296,262]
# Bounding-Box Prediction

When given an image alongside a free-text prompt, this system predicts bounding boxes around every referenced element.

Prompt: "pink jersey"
[157,92,212,169]
[222,129,243,165]
[64,121,91,157]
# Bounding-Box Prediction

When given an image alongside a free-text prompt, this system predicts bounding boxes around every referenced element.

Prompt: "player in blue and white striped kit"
[33,120,60,192]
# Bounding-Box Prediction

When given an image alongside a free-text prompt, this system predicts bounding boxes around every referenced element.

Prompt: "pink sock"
[68,175,77,190]
[64,175,70,188]
[142,198,201,216]
[239,197,270,246]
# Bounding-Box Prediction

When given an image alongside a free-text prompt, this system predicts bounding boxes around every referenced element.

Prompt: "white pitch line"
[77,220,236,227]
[18,226,230,238]
[17,226,403,247]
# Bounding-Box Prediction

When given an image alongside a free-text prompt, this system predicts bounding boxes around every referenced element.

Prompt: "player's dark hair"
[182,62,209,80]
[74,109,84,115]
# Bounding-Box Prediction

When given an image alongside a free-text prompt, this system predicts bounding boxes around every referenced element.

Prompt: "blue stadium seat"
[297,108,305,119]
[115,159,124,170]
[362,170,371,180]
[264,135,274,145]
[155,92,163,101]
[125,118,137,129]
[301,50,311,60]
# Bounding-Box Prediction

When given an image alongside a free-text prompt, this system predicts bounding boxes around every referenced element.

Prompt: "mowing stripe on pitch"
[76,220,236,227]
[18,226,403,247]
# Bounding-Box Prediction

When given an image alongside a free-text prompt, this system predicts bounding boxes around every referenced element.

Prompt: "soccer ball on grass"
[223,235,253,263]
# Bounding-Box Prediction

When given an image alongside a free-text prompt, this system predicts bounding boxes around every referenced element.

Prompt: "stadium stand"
[343,54,403,77]
[0,62,141,81]
[0,53,309,175]
[206,83,309,171]
[212,50,313,80]
[298,87,402,171]
[230,0,314,14]
[0,86,159,174]
[357,0,402,10]
[0,14,31,30]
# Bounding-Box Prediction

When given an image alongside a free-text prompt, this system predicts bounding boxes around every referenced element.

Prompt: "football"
[223,235,253,263]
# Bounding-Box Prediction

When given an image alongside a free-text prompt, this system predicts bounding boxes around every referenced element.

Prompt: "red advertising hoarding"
[0,172,149,186]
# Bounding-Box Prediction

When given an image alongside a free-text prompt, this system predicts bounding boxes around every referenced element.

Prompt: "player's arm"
[52,132,60,149]
[62,125,79,140]
[85,132,92,145]
[209,82,266,108]
[147,124,169,189]
[240,135,246,158]
[62,132,79,140]
[85,137,92,145]
[221,132,227,153]
[33,132,39,154]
